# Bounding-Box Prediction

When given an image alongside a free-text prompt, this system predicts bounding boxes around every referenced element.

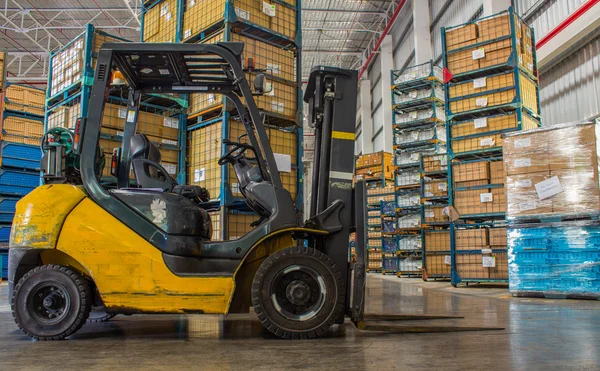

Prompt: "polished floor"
[0,275,599,370]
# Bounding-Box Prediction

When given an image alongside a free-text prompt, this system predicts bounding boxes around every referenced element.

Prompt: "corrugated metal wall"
[517,0,587,39]
[430,0,483,62]
[539,34,600,126]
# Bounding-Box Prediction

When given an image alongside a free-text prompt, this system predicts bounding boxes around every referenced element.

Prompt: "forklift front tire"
[251,246,345,339]
[11,264,93,340]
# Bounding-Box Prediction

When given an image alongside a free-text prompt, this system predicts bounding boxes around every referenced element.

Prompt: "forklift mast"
[303,67,366,322]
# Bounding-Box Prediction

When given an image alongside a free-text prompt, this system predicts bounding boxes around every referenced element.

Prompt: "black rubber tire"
[251,246,345,340]
[88,306,116,323]
[11,264,93,340]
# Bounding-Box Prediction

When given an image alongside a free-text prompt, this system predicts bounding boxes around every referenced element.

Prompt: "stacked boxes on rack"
[357,153,395,273]
[391,61,447,278]
[442,7,541,286]
[0,83,44,279]
[45,25,183,182]
[139,0,301,239]
[504,120,600,299]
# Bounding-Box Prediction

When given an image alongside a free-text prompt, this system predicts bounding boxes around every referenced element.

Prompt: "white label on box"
[519,200,537,211]
[444,255,451,265]
[162,139,177,146]
[262,1,276,16]
[535,176,563,200]
[476,97,488,107]
[480,192,493,203]
[519,55,523,65]
[474,117,488,129]
[438,183,447,191]
[160,4,168,16]
[165,12,172,21]
[424,184,432,190]
[163,117,178,128]
[184,29,191,39]
[514,137,531,148]
[126,110,136,123]
[410,154,420,161]
[141,68,152,74]
[266,63,280,75]
[472,48,485,60]
[424,192,434,197]
[528,63,534,71]
[117,131,124,137]
[482,248,492,254]
[516,179,532,188]
[235,7,250,20]
[411,131,419,140]
[480,137,495,147]
[163,163,177,175]
[514,158,531,168]
[190,0,196,6]
[443,207,449,215]
[231,183,240,194]
[410,111,418,119]
[207,94,215,104]
[440,157,448,166]
[271,101,285,113]
[473,77,487,89]
[194,168,205,182]
[482,256,496,267]
[159,69,170,75]
[409,91,418,98]
[274,153,291,172]
[266,82,275,96]
[118,107,127,119]
[425,211,435,218]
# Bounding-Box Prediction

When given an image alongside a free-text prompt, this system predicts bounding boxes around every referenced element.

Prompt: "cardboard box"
[454,187,506,216]
[424,231,451,252]
[452,133,503,154]
[423,206,449,224]
[446,23,478,51]
[423,179,448,198]
[450,89,516,114]
[422,154,448,173]
[551,168,600,214]
[447,39,511,75]
[453,161,489,184]
[477,14,511,41]
[490,160,504,184]
[456,254,489,279]
[503,152,550,176]
[505,171,552,217]
[489,227,507,246]
[424,254,451,276]
[449,71,515,99]
[455,228,487,251]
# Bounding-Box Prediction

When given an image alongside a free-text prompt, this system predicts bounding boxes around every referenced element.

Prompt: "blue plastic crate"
[0,249,7,279]
[382,220,395,233]
[383,256,398,272]
[1,142,42,171]
[0,224,10,243]
[383,237,396,253]
[0,197,18,223]
[0,169,39,196]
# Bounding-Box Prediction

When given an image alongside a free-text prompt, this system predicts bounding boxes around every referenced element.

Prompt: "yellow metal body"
[10,185,326,314]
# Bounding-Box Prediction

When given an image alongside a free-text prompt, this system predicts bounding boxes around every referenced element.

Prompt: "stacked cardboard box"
[364,184,395,272]
[187,118,298,202]
[142,0,178,43]
[443,8,539,286]
[4,84,45,117]
[503,120,600,219]
[181,0,297,42]
[355,151,394,182]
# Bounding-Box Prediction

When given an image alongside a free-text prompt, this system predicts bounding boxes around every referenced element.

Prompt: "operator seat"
[130,134,210,202]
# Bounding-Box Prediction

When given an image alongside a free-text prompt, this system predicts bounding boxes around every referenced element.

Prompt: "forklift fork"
[348,181,504,334]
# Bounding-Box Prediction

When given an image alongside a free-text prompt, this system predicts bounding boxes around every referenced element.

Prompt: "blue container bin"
[0,197,19,223]
[0,249,7,279]
[0,142,42,171]
[0,169,39,196]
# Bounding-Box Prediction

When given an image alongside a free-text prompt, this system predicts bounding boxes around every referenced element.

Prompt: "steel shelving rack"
[140,0,304,239]
[391,61,449,279]
[441,7,541,287]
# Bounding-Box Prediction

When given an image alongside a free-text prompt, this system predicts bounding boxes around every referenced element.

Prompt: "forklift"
[8,43,500,340]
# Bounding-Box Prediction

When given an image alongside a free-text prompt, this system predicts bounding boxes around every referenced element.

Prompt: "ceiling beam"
[302,9,387,15]
[303,50,363,56]
[303,28,380,33]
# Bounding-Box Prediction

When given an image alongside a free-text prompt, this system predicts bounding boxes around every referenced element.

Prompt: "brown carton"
[455,228,487,251]
[505,171,552,217]
[424,231,451,252]
[424,254,451,276]
[490,160,505,184]
[504,152,550,176]
[489,227,507,247]
[453,161,489,183]
[423,206,449,224]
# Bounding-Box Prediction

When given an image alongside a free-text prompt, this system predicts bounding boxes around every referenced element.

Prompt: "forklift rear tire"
[11,264,93,340]
[251,246,345,339]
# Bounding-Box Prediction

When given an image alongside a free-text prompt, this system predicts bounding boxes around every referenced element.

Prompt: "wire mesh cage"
[397,234,421,252]
[142,0,178,43]
[4,84,45,117]
[1,115,44,146]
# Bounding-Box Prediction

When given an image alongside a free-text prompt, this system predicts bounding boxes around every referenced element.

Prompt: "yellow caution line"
[332,131,355,140]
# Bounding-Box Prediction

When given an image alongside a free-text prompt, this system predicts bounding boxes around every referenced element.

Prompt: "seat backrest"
[130,134,176,191]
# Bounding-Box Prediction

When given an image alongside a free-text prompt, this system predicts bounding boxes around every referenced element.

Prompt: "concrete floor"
[0,275,599,371]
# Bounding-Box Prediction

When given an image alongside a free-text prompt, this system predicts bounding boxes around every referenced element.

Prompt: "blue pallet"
[1,142,42,171]
[0,197,18,223]
[0,224,10,243]
[509,222,600,297]
[0,169,39,196]
[0,249,7,279]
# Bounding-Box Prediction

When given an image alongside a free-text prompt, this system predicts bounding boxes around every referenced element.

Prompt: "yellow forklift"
[8,42,499,340]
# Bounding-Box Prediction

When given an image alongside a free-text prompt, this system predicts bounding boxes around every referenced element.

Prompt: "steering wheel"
[41,127,75,156]
[218,139,257,165]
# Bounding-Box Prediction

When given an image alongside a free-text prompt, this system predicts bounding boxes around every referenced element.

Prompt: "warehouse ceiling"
[0,0,399,85]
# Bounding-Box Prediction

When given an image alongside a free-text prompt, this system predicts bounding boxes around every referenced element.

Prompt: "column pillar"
[380,34,394,153]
